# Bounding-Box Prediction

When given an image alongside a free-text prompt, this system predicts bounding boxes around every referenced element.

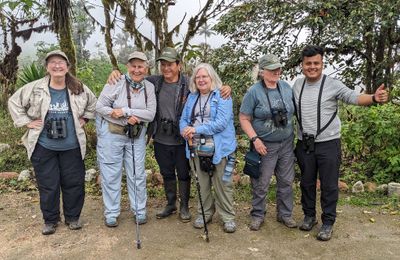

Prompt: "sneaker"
[223,220,236,233]
[277,216,297,228]
[135,215,147,225]
[193,215,212,229]
[42,223,57,235]
[317,224,333,241]
[105,217,118,228]
[249,218,264,231]
[65,220,82,230]
[299,216,318,231]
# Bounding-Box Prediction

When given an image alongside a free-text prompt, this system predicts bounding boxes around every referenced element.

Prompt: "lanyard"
[260,80,287,114]
[190,91,213,125]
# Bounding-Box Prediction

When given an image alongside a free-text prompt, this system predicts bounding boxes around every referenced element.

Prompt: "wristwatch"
[250,136,259,142]
[372,94,377,104]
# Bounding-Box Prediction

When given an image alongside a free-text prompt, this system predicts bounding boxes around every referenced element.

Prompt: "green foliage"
[0,111,31,172]
[76,59,117,96]
[214,0,400,92]
[341,103,400,183]
[16,63,46,87]
[209,46,254,130]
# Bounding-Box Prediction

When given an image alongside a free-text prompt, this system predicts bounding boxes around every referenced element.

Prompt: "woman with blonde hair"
[180,63,237,233]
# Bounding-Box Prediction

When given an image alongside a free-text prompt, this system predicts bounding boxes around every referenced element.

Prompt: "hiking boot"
[135,215,147,225]
[249,218,264,231]
[178,180,192,223]
[65,219,82,230]
[42,223,57,235]
[299,216,318,231]
[277,216,297,228]
[317,224,333,241]
[193,215,212,229]
[156,180,177,219]
[223,220,236,233]
[105,217,118,228]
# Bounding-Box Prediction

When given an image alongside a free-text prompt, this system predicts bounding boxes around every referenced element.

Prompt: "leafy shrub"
[341,103,400,183]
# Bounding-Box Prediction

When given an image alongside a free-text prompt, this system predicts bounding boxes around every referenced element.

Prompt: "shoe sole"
[277,219,298,228]
[299,221,318,231]
[105,220,118,228]
[156,210,177,219]
[193,219,212,229]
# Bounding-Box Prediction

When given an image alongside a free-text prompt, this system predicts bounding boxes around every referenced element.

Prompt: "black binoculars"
[160,118,177,136]
[271,108,288,128]
[124,123,144,139]
[45,118,67,139]
[302,133,315,154]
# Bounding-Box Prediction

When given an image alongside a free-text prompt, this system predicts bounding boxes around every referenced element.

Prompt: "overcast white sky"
[17,0,227,63]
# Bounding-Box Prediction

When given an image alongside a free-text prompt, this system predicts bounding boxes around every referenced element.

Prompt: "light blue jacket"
[180,89,237,164]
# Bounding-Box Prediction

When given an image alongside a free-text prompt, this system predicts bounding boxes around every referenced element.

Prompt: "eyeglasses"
[48,60,67,66]
[195,75,210,80]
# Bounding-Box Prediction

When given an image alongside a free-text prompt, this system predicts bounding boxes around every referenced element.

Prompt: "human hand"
[26,119,43,129]
[127,115,140,125]
[107,70,123,85]
[79,118,87,127]
[374,84,389,103]
[253,138,267,156]
[220,85,232,99]
[110,108,124,118]
[182,126,195,139]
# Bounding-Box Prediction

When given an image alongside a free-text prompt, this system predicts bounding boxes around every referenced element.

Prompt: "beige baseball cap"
[45,50,70,64]
[127,51,148,62]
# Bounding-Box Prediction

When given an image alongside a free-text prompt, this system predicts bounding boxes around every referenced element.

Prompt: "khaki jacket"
[8,76,97,159]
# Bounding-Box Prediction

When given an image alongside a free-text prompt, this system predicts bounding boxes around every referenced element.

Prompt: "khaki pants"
[190,156,235,222]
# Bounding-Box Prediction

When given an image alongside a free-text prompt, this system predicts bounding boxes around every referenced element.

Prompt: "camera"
[271,108,288,128]
[124,123,144,139]
[160,118,177,136]
[302,133,315,153]
[45,118,67,139]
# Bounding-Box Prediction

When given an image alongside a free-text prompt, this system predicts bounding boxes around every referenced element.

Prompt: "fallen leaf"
[304,234,310,238]
[369,218,375,223]
[363,210,372,214]
[31,215,36,219]
[390,211,398,215]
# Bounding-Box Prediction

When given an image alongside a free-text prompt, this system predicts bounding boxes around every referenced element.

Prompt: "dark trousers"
[154,142,190,182]
[30,144,86,224]
[295,139,341,225]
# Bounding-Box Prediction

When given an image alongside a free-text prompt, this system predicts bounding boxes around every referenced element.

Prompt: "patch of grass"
[339,191,394,207]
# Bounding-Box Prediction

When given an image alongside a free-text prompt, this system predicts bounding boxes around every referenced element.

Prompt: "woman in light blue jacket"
[180,63,237,233]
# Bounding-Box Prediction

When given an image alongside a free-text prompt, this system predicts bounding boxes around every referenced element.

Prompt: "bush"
[341,103,400,183]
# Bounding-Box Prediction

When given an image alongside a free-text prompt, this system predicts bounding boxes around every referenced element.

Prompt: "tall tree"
[47,0,77,75]
[215,0,400,93]
[0,0,50,108]
[71,0,95,62]
[83,0,237,68]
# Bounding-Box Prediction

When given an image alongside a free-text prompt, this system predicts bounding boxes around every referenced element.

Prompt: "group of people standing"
[8,45,388,242]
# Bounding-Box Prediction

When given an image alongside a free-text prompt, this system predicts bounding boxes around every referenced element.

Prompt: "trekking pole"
[188,139,210,242]
[130,136,142,249]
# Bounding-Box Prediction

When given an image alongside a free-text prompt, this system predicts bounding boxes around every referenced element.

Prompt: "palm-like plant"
[17,63,46,87]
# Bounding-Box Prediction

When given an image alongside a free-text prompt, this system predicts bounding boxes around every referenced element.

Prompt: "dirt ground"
[0,192,399,260]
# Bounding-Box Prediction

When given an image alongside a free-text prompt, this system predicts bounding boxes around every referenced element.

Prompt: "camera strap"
[297,75,337,138]
[260,80,287,115]
[190,91,213,125]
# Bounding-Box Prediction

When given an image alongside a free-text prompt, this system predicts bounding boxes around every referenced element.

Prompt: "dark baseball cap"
[156,47,180,62]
